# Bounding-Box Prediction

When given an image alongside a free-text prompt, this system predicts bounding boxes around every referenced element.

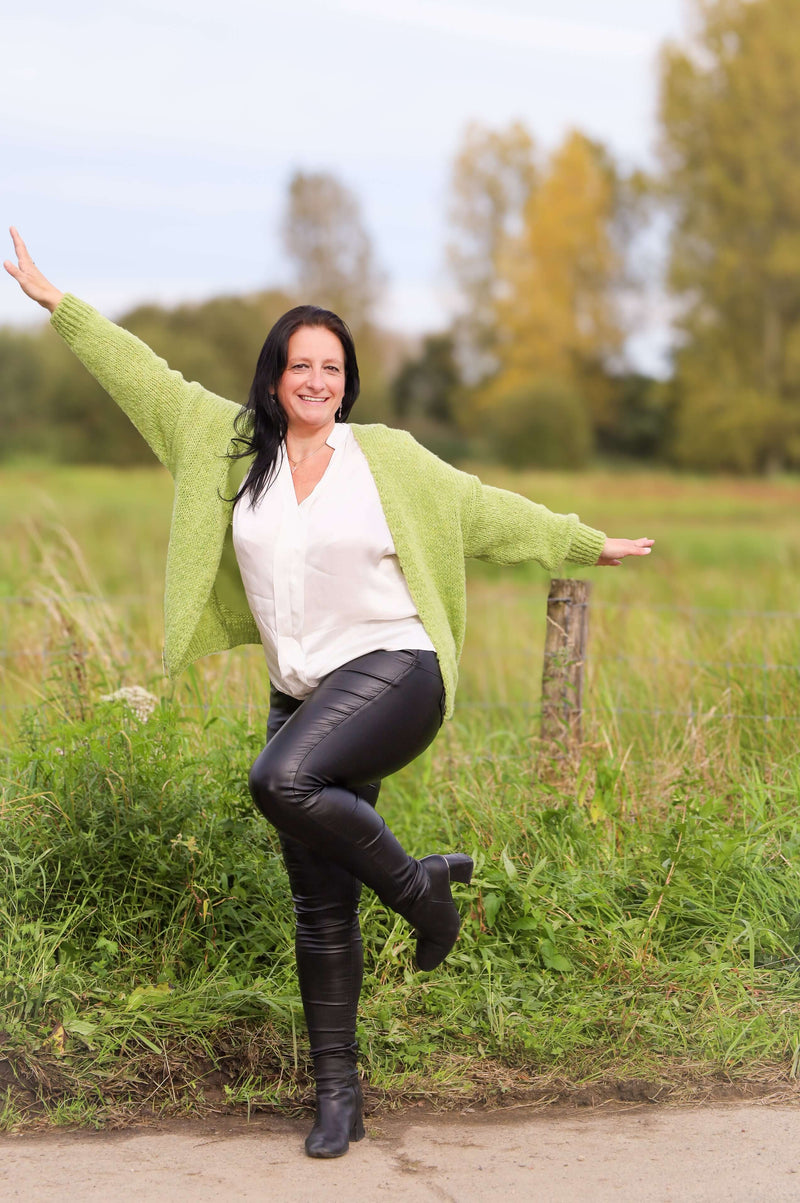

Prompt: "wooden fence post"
[540,578,591,753]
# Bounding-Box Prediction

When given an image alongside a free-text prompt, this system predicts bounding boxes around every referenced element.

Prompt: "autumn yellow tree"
[659,0,800,471]
[485,130,625,434]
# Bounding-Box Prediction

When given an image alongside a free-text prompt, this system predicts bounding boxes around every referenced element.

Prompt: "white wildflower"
[100,686,159,722]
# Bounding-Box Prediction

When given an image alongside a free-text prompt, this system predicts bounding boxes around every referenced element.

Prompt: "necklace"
[286,438,330,475]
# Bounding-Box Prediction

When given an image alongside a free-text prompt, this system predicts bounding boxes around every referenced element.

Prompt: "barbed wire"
[590,599,800,619]
[598,704,800,722]
[3,593,800,616]
[593,652,800,673]
[2,594,799,726]
[6,645,797,676]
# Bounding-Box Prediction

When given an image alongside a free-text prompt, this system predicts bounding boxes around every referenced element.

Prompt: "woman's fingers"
[10,226,30,264]
[4,227,64,312]
[4,226,31,282]
[5,226,33,278]
[597,537,654,566]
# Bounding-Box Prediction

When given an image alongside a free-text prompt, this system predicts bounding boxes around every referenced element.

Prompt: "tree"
[0,291,298,466]
[485,130,626,434]
[0,328,46,459]
[446,121,537,382]
[391,334,459,425]
[281,170,385,331]
[124,289,294,407]
[487,379,593,469]
[599,373,672,461]
[659,0,800,471]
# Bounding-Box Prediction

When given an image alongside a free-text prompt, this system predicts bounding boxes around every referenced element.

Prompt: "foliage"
[278,167,399,424]
[659,0,800,470]
[124,290,294,408]
[445,124,637,449]
[488,131,626,433]
[391,333,460,425]
[2,701,287,979]
[484,379,593,469]
[3,685,800,1126]
[0,328,47,461]
[598,373,673,461]
[388,331,470,457]
[2,319,157,466]
[446,120,537,384]
[0,284,399,463]
[0,290,293,466]
[3,463,800,1126]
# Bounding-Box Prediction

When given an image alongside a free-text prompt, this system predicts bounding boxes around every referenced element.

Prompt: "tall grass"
[2,463,800,1128]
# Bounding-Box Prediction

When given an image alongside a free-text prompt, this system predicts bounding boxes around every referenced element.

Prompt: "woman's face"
[276,325,346,435]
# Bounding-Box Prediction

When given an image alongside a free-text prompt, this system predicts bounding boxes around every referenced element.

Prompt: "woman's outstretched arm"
[3,228,236,474]
[463,475,653,570]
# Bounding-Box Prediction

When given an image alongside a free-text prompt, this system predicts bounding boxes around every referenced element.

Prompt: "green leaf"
[63,1018,98,1040]
[540,938,573,973]
[501,849,517,880]
[483,893,501,927]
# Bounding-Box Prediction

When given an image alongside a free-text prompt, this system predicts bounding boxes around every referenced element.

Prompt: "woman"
[5,227,653,1157]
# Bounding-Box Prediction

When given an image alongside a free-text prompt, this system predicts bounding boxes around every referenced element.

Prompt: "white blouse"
[232,422,435,699]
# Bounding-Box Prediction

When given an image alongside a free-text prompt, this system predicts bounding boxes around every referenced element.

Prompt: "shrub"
[487,380,593,468]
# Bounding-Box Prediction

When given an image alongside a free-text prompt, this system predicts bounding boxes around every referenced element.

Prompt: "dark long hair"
[225,305,360,507]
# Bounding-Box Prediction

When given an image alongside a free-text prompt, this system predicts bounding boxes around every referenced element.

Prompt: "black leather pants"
[251,649,445,1070]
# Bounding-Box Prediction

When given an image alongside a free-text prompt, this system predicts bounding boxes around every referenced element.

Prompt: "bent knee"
[249,750,288,812]
[248,749,311,819]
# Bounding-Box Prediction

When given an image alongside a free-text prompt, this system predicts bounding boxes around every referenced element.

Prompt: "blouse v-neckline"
[285,425,344,508]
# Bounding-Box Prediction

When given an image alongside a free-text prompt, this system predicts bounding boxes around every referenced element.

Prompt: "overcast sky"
[3,0,686,370]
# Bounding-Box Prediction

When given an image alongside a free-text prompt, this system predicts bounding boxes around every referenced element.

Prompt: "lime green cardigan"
[50,295,606,717]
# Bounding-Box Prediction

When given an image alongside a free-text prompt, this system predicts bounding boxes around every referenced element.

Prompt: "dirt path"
[2,1104,799,1201]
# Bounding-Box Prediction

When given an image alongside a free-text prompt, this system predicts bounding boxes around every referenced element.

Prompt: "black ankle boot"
[408,853,474,972]
[305,1075,365,1158]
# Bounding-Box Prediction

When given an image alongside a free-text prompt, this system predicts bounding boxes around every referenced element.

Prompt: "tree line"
[3,0,799,473]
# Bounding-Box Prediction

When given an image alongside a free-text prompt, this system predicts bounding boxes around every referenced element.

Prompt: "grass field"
[2,461,800,1129]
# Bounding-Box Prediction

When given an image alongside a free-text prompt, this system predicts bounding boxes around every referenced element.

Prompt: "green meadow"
[2,461,800,1129]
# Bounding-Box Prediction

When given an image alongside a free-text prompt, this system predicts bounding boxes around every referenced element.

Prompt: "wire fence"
[586,599,800,726]
[2,591,799,747]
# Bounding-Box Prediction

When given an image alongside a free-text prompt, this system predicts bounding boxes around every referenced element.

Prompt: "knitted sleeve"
[463,478,606,569]
[50,294,220,474]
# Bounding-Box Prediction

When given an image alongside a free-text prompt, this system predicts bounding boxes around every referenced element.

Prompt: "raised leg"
[250,650,446,920]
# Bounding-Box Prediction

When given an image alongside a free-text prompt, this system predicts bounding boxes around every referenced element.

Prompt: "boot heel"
[443,853,473,885]
[305,1080,364,1158]
[412,853,475,971]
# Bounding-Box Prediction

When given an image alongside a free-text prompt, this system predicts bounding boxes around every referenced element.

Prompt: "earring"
[336,405,343,421]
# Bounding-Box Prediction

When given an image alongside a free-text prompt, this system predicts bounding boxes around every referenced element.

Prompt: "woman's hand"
[3,227,64,312]
[597,537,654,567]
